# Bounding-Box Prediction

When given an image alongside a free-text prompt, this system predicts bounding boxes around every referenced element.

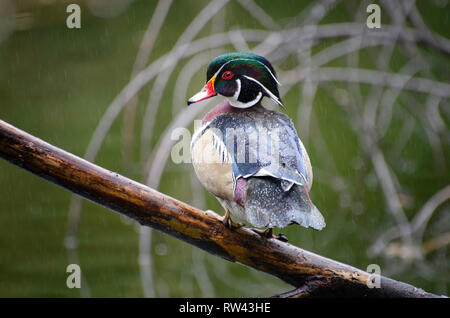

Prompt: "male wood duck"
[188,52,325,238]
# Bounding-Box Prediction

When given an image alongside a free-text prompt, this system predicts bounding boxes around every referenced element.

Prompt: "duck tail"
[244,177,326,230]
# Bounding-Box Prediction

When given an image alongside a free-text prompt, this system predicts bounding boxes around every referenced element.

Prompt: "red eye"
[221,71,233,80]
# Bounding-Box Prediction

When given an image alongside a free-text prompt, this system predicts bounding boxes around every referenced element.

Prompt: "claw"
[222,208,243,229]
[252,228,289,241]
[252,228,274,238]
[275,233,288,242]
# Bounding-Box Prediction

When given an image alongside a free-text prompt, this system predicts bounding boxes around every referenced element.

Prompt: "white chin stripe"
[228,91,262,109]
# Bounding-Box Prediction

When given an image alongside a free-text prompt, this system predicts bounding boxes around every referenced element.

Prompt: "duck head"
[187,52,283,108]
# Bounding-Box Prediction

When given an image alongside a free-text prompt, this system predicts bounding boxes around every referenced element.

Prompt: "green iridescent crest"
[206,52,282,106]
[206,52,277,81]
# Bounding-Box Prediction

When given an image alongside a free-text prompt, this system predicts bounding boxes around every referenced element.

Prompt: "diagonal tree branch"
[0,119,444,298]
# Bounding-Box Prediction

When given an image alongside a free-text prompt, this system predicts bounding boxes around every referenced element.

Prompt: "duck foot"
[252,228,289,242]
[222,208,243,229]
[252,228,274,238]
[275,233,288,242]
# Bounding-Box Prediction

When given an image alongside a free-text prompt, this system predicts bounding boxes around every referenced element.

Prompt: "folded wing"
[208,110,325,230]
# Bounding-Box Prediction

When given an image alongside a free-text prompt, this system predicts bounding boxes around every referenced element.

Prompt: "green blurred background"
[0,0,448,297]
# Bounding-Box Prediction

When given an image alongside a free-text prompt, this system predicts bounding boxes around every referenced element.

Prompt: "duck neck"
[201,99,263,125]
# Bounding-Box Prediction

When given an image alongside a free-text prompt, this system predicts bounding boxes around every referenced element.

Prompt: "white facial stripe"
[211,57,281,108]
[229,77,261,109]
[228,91,262,109]
[230,58,281,86]
[212,59,234,81]
[252,60,281,86]
[210,58,280,86]
[242,75,283,107]
[233,78,241,100]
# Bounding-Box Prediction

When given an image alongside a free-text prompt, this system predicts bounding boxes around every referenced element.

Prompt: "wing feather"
[208,110,310,191]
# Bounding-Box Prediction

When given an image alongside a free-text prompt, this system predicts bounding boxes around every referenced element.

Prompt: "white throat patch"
[228,78,262,108]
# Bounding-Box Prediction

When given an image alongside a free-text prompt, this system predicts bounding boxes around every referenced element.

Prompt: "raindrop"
[155,242,169,256]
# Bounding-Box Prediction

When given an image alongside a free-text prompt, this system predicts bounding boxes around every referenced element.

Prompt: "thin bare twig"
[122,0,173,172]
[237,0,281,30]
[370,185,450,256]
[282,67,450,98]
